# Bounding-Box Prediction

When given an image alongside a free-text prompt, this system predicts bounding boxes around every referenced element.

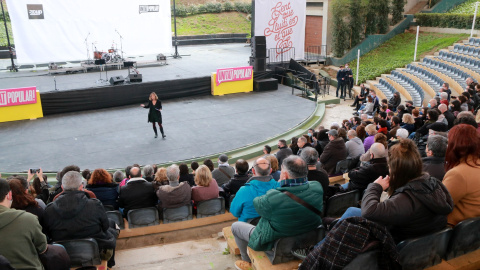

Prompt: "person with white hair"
[388,128,408,148]
[423,135,448,181]
[342,143,389,193]
[156,164,192,209]
[345,130,365,159]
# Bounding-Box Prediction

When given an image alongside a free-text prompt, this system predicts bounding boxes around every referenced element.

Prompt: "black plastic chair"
[196,197,225,218]
[265,225,325,264]
[103,205,115,211]
[335,159,351,174]
[343,250,381,270]
[227,194,236,211]
[446,217,480,260]
[397,228,452,270]
[127,207,160,228]
[163,205,193,224]
[53,238,101,268]
[106,210,125,229]
[324,190,361,218]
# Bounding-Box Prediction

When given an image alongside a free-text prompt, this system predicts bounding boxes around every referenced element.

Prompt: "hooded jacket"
[230,175,278,222]
[43,190,117,250]
[361,174,453,242]
[0,206,47,270]
[345,137,365,159]
[319,137,347,175]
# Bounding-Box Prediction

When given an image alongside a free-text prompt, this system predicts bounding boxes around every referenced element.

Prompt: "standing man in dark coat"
[319,130,347,175]
[336,66,345,98]
[343,64,353,99]
[422,135,447,181]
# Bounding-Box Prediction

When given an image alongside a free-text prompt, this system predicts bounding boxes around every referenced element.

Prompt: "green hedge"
[415,13,480,29]
[173,2,251,17]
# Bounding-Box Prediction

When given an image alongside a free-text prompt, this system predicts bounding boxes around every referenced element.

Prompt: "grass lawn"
[348,32,469,84]
[173,12,250,36]
[449,0,480,14]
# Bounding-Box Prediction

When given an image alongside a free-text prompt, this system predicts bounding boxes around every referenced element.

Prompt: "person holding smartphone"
[140,92,165,138]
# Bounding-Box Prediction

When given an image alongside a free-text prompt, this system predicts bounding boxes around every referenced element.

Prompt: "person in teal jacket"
[231,155,324,270]
[229,157,278,222]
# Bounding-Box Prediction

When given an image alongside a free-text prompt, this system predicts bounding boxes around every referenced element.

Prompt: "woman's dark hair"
[374,133,388,149]
[338,128,347,139]
[317,129,329,141]
[445,124,480,171]
[367,95,373,103]
[9,179,37,209]
[353,117,361,125]
[462,91,471,99]
[179,163,189,175]
[427,109,439,122]
[203,159,214,171]
[290,137,298,147]
[88,169,113,185]
[191,161,199,171]
[388,139,423,196]
[451,100,461,112]
[458,95,467,104]
[125,165,133,178]
[356,125,366,141]
[30,175,47,196]
[82,169,91,181]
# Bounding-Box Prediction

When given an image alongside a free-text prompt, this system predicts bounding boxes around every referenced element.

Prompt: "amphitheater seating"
[53,238,102,268]
[265,225,325,264]
[404,64,444,94]
[162,205,193,224]
[420,58,472,90]
[397,228,452,270]
[437,51,480,74]
[446,217,480,260]
[106,210,124,229]
[374,79,395,100]
[323,190,361,218]
[103,205,115,212]
[127,207,160,228]
[197,197,226,218]
[468,37,480,47]
[388,70,423,106]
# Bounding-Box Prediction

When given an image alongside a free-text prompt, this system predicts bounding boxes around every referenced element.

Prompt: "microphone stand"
[115,29,124,61]
[84,33,91,64]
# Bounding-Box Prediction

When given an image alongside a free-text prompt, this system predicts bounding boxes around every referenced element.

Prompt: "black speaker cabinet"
[94,59,106,65]
[254,78,278,92]
[251,57,266,72]
[254,36,266,45]
[128,74,143,83]
[123,61,135,68]
[109,75,125,85]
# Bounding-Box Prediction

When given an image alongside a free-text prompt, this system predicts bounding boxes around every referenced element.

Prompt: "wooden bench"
[426,249,480,270]
[247,247,300,270]
[223,226,240,255]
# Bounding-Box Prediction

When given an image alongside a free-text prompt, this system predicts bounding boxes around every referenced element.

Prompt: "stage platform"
[0,43,251,93]
[0,85,316,172]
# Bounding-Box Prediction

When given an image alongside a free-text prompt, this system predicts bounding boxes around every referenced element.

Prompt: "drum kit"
[93,44,123,63]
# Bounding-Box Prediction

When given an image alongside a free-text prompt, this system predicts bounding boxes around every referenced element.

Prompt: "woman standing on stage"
[141,92,166,138]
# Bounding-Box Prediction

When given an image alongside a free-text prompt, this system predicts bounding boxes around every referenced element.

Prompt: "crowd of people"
[1,78,480,269]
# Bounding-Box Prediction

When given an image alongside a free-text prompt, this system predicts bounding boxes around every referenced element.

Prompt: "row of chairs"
[467,37,480,47]
[105,197,226,229]
[374,79,395,100]
[404,64,444,94]
[438,51,480,73]
[388,70,424,106]
[421,58,472,90]
[454,43,480,57]
[346,217,480,270]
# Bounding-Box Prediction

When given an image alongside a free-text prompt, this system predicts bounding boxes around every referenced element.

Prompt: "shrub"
[205,2,222,13]
[391,0,406,25]
[223,2,235,12]
[415,13,480,29]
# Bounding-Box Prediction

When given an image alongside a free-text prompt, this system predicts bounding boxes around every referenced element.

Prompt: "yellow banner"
[0,90,43,123]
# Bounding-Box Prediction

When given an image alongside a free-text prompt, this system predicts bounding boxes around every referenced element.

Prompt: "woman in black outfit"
[141,92,166,138]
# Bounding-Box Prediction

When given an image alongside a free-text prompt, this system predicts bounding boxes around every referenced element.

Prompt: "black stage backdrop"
[41,71,273,115]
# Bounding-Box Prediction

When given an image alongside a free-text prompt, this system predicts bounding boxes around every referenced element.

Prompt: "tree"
[349,0,363,48]
[332,0,349,57]
[365,0,377,35]
[391,0,405,25]
[377,0,390,34]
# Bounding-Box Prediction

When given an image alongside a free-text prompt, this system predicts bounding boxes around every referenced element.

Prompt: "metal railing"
[274,66,330,101]
[267,47,296,66]
[305,45,327,63]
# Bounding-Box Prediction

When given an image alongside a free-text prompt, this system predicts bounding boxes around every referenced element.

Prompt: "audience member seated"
[388,128,408,148]
[212,154,235,187]
[156,165,191,209]
[27,169,49,205]
[153,167,168,190]
[388,92,401,111]
[300,147,329,199]
[191,162,199,176]
[86,168,119,209]
[297,136,309,156]
[0,179,49,270]
[191,165,220,205]
[113,170,124,183]
[416,109,448,137]
[264,155,281,181]
[340,139,453,243]
[221,159,250,200]
[442,124,480,226]
[343,143,389,194]
[118,167,157,218]
[203,159,215,172]
[231,156,323,270]
[263,145,271,155]
[345,130,365,159]
[289,137,299,155]
[230,158,277,222]
[439,104,455,130]
[178,163,195,187]
[48,165,81,203]
[8,178,44,224]
[319,129,347,175]
[119,165,133,187]
[388,116,400,139]
[44,172,118,268]
[422,135,448,181]
[360,133,388,162]
[314,129,330,155]
[400,113,416,134]
[377,119,388,136]
[275,139,293,165]
[143,165,155,182]
[363,124,377,152]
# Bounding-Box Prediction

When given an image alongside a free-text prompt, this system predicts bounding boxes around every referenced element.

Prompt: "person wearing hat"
[212,154,235,186]
[319,129,347,175]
